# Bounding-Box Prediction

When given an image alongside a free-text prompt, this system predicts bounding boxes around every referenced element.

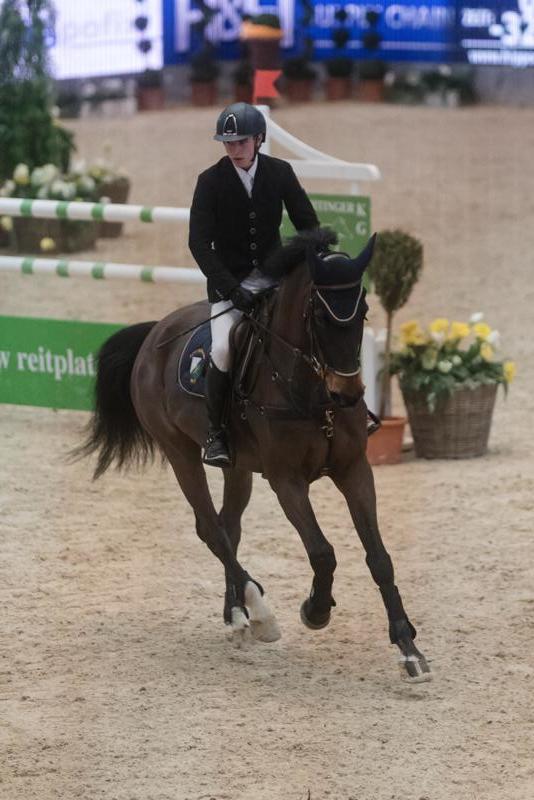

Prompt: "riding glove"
[230,286,256,312]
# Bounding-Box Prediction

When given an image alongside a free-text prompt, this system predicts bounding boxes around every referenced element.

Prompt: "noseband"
[305,279,366,377]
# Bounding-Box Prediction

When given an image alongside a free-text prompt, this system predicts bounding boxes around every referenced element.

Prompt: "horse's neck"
[270,262,309,348]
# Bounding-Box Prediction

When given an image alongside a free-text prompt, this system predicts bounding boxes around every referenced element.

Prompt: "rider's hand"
[230,286,256,312]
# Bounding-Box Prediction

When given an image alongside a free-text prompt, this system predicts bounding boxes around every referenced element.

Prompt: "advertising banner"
[8,0,530,77]
[0,316,123,411]
[281,193,371,257]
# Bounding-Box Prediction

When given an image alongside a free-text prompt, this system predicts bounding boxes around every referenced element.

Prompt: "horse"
[77,230,431,683]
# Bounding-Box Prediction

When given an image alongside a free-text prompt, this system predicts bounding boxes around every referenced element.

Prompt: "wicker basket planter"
[12,217,98,254]
[98,177,130,238]
[403,383,498,459]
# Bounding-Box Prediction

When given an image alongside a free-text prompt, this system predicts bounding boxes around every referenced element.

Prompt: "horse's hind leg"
[162,433,264,644]
[220,468,281,642]
[332,460,431,682]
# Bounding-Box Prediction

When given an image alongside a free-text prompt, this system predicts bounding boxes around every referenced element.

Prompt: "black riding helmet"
[214,102,267,143]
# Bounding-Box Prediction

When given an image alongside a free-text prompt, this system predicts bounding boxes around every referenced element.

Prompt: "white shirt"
[232,156,258,198]
[231,156,276,292]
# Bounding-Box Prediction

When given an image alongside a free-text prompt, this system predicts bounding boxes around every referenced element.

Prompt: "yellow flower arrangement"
[390,314,516,411]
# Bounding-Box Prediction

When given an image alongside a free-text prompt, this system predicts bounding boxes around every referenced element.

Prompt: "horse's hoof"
[244,581,281,643]
[228,606,250,649]
[250,617,282,643]
[398,653,432,683]
[300,599,331,630]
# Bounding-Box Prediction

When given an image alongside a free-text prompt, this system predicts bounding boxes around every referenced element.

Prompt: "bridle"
[239,279,366,426]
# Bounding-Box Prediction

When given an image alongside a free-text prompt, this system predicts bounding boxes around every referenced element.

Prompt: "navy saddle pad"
[177,322,211,398]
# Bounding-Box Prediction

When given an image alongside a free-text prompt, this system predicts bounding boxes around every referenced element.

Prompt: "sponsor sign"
[281,193,371,257]
[0,316,122,411]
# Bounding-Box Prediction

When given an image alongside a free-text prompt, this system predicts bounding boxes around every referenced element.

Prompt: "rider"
[189,102,319,467]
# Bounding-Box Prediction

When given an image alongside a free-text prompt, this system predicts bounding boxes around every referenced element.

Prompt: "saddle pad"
[177,322,211,398]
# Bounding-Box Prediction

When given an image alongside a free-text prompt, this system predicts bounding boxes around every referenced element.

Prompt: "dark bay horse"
[78,231,431,682]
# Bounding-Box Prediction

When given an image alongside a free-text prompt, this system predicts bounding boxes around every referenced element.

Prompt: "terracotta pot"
[234,84,253,103]
[98,177,130,239]
[356,79,385,103]
[136,86,165,112]
[284,79,314,103]
[191,81,217,107]
[325,76,352,101]
[247,39,282,71]
[366,416,407,466]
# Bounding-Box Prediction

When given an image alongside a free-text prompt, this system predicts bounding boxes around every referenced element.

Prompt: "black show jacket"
[188,153,319,302]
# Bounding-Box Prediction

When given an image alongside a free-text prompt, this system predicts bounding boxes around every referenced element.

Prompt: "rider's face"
[223,136,258,170]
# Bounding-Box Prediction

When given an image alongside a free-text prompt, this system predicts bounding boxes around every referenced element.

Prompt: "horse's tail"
[73,321,158,480]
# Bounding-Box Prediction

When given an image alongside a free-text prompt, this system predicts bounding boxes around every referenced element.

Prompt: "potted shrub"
[281,56,317,102]
[136,68,165,111]
[232,60,253,103]
[367,229,423,464]
[324,11,353,101]
[0,0,75,183]
[391,314,515,458]
[240,13,283,71]
[325,57,353,100]
[356,10,388,102]
[190,46,220,106]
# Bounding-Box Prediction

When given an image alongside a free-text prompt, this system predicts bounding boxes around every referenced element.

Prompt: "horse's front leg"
[268,475,337,629]
[220,467,280,642]
[332,459,431,682]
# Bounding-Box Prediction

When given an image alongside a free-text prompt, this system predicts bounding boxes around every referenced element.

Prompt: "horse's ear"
[351,233,377,280]
[309,233,377,285]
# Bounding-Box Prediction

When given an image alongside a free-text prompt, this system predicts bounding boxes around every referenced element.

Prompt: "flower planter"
[366,416,407,466]
[97,177,131,239]
[247,38,282,71]
[355,79,385,103]
[234,84,253,103]
[325,76,352,101]
[402,383,498,459]
[12,217,98,254]
[136,86,165,112]
[191,81,218,107]
[284,79,315,103]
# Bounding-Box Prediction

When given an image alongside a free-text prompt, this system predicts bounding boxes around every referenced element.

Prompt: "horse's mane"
[261,226,338,280]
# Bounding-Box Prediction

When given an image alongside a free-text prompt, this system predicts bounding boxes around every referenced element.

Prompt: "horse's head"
[306,234,375,377]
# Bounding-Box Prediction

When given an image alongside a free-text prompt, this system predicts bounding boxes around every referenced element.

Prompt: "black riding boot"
[203,360,231,467]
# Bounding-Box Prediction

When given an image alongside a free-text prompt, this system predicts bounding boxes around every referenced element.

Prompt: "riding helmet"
[214,103,266,143]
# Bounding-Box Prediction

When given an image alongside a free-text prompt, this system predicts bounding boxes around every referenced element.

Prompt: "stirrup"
[202,430,231,467]
[367,411,381,437]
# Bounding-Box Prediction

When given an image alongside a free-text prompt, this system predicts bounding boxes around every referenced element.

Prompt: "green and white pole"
[0,255,205,284]
[0,197,190,224]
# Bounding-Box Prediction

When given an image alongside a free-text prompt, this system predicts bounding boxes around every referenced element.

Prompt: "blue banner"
[162,0,534,66]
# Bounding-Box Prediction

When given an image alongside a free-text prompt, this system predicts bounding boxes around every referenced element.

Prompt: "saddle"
[177,292,275,400]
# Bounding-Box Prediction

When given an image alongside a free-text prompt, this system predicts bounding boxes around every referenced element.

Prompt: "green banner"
[281,193,371,256]
[0,316,123,411]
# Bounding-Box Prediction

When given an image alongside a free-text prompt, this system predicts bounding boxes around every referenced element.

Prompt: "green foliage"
[282,56,317,81]
[250,13,281,29]
[369,229,423,315]
[368,229,423,417]
[0,0,75,181]
[325,57,353,78]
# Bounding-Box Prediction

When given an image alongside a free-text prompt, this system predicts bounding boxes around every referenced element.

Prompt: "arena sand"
[1,103,534,800]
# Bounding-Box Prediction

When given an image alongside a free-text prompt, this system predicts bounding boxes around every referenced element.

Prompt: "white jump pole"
[0,254,205,284]
[0,197,189,224]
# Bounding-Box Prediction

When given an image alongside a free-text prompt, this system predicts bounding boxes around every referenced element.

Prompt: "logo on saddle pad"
[222,113,238,136]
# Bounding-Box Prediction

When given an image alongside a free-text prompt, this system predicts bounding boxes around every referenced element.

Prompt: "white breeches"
[210,270,277,372]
